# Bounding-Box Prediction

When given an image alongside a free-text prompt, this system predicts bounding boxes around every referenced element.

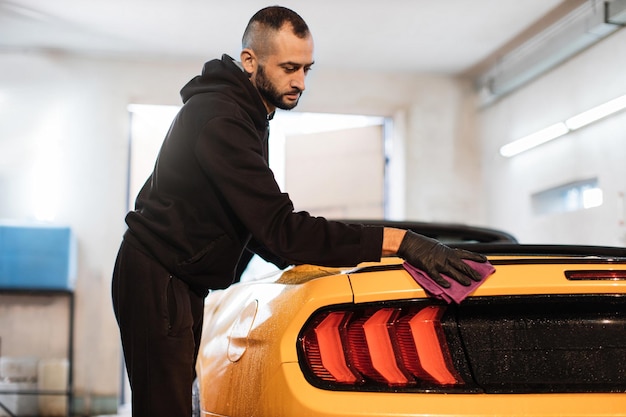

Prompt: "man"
[112,6,486,416]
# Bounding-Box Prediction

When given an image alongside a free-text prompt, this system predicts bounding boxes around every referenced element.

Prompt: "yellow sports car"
[194,221,626,417]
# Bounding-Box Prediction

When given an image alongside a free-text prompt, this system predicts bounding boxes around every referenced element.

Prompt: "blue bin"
[0,224,76,290]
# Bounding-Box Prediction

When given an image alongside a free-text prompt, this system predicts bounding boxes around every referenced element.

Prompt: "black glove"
[397,230,487,288]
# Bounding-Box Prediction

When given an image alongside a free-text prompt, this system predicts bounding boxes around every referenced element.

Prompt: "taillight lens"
[298,302,466,392]
[565,270,626,280]
[300,295,626,394]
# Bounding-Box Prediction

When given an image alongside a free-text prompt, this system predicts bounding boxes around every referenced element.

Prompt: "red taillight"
[565,270,626,281]
[348,308,410,386]
[312,311,359,383]
[405,306,459,385]
[299,303,464,390]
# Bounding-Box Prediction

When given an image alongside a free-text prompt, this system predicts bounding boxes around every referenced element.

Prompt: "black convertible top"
[345,220,518,244]
[346,220,626,259]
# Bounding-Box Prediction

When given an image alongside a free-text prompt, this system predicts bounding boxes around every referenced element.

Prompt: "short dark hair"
[242,6,310,55]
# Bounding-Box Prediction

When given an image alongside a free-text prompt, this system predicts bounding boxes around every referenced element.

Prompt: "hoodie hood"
[180,54,270,128]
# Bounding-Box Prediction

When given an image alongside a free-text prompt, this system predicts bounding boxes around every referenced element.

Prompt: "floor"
[97,404,131,416]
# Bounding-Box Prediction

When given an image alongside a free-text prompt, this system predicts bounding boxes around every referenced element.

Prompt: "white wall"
[0,52,199,413]
[0,51,480,413]
[479,28,626,246]
[301,70,485,223]
[284,125,385,219]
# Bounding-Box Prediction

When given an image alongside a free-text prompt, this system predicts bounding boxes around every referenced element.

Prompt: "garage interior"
[1,0,625,415]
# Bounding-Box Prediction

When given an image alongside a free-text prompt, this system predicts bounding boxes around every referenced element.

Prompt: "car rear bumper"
[259,363,626,417]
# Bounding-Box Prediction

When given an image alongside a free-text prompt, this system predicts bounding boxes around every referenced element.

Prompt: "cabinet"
[0,289,74,417]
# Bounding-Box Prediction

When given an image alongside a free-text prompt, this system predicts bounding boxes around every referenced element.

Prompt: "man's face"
[255,63,300,111]
[247,26,315,112]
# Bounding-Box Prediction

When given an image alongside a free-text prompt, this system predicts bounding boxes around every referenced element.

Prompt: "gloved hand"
[397,230,488,288]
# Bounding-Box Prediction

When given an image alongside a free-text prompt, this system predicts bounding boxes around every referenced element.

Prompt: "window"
[532,179,603,215]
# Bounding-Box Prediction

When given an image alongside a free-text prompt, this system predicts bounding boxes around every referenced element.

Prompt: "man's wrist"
[382,227,407,256]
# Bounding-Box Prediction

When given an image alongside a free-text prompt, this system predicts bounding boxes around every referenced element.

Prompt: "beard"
[255,64,302,110]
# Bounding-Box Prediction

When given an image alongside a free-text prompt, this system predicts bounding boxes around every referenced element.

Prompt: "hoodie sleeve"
[194,115,383,267]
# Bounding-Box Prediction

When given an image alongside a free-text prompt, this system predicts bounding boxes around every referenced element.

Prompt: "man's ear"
[240,49,257,76]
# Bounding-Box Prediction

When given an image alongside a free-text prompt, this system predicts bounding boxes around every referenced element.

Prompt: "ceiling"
[0,0,580,75]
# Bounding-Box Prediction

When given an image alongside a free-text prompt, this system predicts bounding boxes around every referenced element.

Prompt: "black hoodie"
[124,55,383,295]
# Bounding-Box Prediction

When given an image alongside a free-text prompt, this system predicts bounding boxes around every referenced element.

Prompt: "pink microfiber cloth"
[403,260,495,304]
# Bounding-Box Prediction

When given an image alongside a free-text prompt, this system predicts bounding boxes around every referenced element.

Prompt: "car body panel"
[262,364,626,417]
[197,267,355,414]
[350,259,626,303]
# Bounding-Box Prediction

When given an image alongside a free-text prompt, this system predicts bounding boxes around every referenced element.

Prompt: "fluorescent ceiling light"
[500,93,626,158]
[499,122,569,158]
[565,94,626,130]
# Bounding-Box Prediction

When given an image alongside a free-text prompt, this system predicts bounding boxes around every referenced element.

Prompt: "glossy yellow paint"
[197,258,626,417]
[350,258,626,303]
[257,364,626,417]
[197,268,356,416]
